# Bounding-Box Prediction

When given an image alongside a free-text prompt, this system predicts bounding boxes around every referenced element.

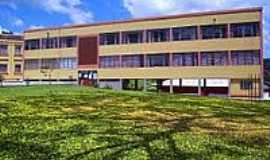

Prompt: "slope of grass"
[0,85,269,160]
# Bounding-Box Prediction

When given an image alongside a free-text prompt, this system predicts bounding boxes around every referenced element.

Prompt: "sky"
[0,0,269,57]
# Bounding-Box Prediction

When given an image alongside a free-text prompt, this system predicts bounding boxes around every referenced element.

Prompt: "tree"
[0,73,4,87]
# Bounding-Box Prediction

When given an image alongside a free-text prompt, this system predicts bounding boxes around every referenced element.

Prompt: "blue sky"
[0,0,269,57]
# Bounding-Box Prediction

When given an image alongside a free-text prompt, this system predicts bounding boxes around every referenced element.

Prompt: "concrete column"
[169,53,173,66]
[169,79,173,94]
[143,30,147,43]
[119,79,123,90]
[227,24,231,38]
[39,38,42,50]
[143,79,147,92]
[197,26,201,39]
[198,78,202,96]
[169,28,173,41]
[228,51,232,65]
[144,54,147,67]
[119,55,122,68]
[198,52,201,66]
[119,32,122,44]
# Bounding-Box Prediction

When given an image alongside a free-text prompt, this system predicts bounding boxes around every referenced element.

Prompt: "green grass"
[0,85,270,160]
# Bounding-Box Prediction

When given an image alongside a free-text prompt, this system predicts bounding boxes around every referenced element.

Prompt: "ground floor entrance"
[78,70,98,86]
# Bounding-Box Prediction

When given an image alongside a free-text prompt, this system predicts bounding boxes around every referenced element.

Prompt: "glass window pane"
[201,52,228,66]
[147,54,169,67]
[231,50,260,65]
[122,31,143,44]
[231,22,260,38]
[0,45,8,56]
[122,55,143,68]
[201,25,227,39]
[172,53,198,66]
[100,33,119,45]
[0,64,7,72]
[99,56,120,68]
[173,26,198,41]
[147,29,170,42]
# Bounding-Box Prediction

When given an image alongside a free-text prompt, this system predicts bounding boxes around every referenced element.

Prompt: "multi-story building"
[23,7,263,98]
[0,34,23,81]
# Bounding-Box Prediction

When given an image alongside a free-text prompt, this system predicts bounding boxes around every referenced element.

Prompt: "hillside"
[0,85,269,160]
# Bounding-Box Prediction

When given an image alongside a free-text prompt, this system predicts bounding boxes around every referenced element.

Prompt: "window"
[172,53,198,66]
[122,55,144,68]
[147,29,170,42]
[231,50,260,65]
[146,54,169,67]
[15,45,22,55]
[201,52,228,66]
[25,58,76,70]
[0,64,7,72]
[60,36,77,48]
[173,26,198,41]
[42,37,58,49]
[99,56,120,68]
[0,45,8,56]
[59,58,77,69]
[24,60,40,70]
[41,59,59,69]
[15,64,21,73]
[231,22,260,38]
[240,80,253,90]
[201,25,227,39]
[100,33,120,45]
[122,31,143,44]
[25,39,40,50]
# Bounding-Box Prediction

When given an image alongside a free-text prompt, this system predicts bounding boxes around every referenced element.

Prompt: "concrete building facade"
[0,34,24,81]
[23,7,264,98]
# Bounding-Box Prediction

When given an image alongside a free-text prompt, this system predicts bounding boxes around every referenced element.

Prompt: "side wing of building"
[0,35,24,81]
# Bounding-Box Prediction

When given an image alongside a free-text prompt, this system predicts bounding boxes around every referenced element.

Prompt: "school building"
[22,7,263,98]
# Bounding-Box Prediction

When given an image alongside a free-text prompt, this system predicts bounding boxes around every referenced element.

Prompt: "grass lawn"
[0,85,270,160]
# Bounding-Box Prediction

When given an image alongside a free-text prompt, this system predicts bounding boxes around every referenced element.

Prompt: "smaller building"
[0,33,24,81]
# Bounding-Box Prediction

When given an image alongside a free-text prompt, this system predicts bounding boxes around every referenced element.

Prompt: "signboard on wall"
[182,79,204,87]
[161,79,229,87]
[162,80,180,86]
[206,79,229,87]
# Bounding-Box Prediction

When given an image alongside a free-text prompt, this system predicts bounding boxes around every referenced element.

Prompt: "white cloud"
[40,0,93,24]
[0,26,11,33]
[123,0,270,57]
[14,18,24,27]
[28,25,45,30]
[123,0,265,17]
